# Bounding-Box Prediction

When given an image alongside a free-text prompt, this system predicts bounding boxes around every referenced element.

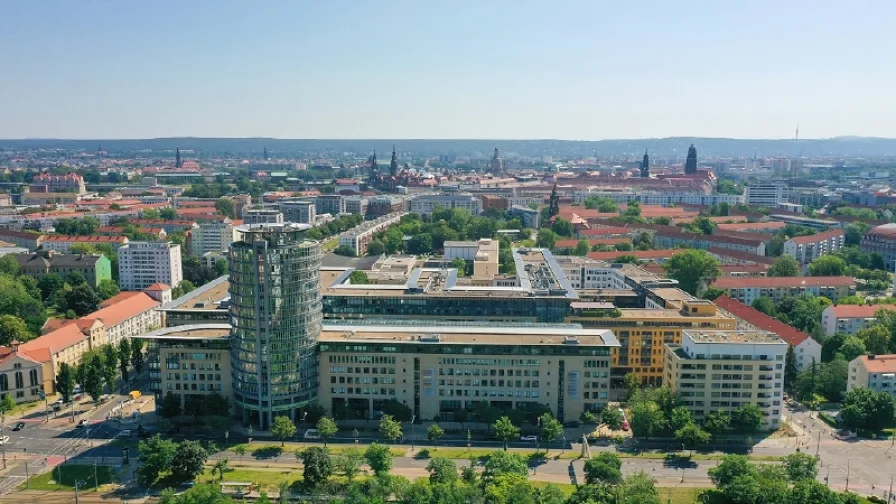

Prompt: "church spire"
[548,182,560,218]
[390,145,398,176]
[685,144,698,175]
[263,146,268,160]
[370,150,379,174]
[175,146,182,168]
[640,149,650,178]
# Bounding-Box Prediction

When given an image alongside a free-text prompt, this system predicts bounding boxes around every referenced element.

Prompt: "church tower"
[390,145,399,176]
[175,147,182,168]
[263,146,268,160]
[685,144,698,175]
[640,150,650,178]
[548,182,560,217]
[370,150,379,175]
[490,147,504,173]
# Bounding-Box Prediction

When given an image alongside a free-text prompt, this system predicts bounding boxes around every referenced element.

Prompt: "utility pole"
[24,460,28,488]
[846,459,850,492]
[888,474,893,504]
[74,479,84,504]
[816,430,820,457]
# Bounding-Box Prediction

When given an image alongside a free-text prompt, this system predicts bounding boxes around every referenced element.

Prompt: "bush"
[818,412,838,428]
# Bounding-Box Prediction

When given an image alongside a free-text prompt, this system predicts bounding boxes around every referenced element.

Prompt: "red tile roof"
[825,304,896,319]
[86,292,159,328]
[555,238,631,248]
[788,229,845,245]
[713,295,808,346]
[855,354,896,373]
[707,247,776,265]
[144,283,171,291]
[44,235,128,244]
[717,222,786,232]
[0,346,45,367]
[713,276,855,289]
[579,227,631,237]
[586,249,677,261]
[20,323,85,357]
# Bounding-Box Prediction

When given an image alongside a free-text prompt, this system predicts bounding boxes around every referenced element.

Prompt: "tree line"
[54,337,145,404]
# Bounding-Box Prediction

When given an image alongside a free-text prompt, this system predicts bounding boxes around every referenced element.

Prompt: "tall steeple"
[548,182,560,217]
[263,146,268,160]
[175,146,182,168]
[389,145,398,176]
[490,147,504,173]
[685,144,698,175]
[370,150,379,175]
[640,150,650,178]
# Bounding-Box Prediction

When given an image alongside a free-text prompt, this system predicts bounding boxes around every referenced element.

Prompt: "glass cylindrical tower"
[228,223,321,429]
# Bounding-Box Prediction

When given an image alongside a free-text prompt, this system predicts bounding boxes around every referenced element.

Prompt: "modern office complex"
[118,241,183,291]
[316,194,346,216]
[279,199,317,224]
[191,219,235,256]
[228,223,322,428]
[318,323,618,423]
[664,330,787,429]
[244,209,284,225]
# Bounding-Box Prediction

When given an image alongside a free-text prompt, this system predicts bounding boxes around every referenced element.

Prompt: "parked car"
[304,429,321,440]
[520,435,538,442]
[12,422,25,431]
[77,419,90,428]
[119,430,132,437]
[621,420,630,432]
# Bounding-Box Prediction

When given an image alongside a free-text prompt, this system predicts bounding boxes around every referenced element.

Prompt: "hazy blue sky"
[1,1,893,140]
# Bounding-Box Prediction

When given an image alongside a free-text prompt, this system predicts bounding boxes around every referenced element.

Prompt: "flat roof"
[320,324,619,347]
[132,324,231,340]
[684,330,783,344]
[159,275,230,311]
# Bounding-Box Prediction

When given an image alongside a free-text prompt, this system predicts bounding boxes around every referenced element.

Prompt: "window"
[29,369,38,387]
[14,372,23,389]
[0,375,7,392]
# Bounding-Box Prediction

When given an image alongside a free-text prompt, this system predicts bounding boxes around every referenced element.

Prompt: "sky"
[1,1,894,140]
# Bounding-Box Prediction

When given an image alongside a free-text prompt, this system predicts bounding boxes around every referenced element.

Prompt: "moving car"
[12,422,25,431]
[0,436,9,445]
[520,435,538,442]
[77,419,90,428]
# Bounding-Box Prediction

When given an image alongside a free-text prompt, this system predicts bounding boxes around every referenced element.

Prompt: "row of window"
[331,376,396,385]
[329,367,395,375]
[330,387,396,396]
[0,369,40,391]
[167,383,223,391]
[441,389,540,398]
[166,373,223,381]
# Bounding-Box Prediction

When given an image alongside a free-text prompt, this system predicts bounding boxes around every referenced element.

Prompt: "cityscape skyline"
[2,1,894,139]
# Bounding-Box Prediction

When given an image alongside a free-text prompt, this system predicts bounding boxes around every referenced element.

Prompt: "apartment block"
[745,181,790,207]
[243,209,284,225]
[861,224,896,270]
[318,324,618,423]
[279,199,317,224]
[119,241,183,291]
[783,230,845,268]
[316,194,346,216]
[338,212,405,255]
[344,196,368,216]
[14,251,112,287]
[848,354,896,399]
[410,194,481,216]
[664,330,787,429]
[0,229,45,252]
[821,304,896,337]
[43,235,129,253]
[711,276,855,305]
[191,220,234,256]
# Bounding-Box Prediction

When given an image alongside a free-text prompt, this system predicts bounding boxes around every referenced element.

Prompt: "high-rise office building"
[229,223,322,428]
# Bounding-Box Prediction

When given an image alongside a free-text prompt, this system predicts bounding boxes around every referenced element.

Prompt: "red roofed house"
[714,295,821,370]
[586,249,677,263]
[821,304,896,337]
[711,276,855,305]
[848,354,896,399]
[783,230,845,269]
[43,235,129,253]
[0,342,56,404]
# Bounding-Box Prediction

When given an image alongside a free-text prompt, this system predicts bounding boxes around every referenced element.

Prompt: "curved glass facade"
[229,223,321,428]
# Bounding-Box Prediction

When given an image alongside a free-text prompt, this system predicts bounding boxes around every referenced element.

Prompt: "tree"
[348,271,370,285]
[131,338,145,374]
[493,416,521,450]
[335,447,364,482]
[730,404,764,437]
[663,249,721,295]
[82,354,104,402]
[160,392,182,418]
[271,416,296,446]
[137,435,178,486]
[333,244,356,257]
[702,410,730,438]
[212,458,229,481]
[379,398,413,421]
[170,440,208,483]
[96,279,120,300]
[118,338,131,381]
[536,229,557,249]
[675,423,710,455]
[364,443,393,476]
[840,386,896,431]
[619,471,661,504]
[37,274,64,303]
[837,336,866,361]
[572,239,590,256]
[550,218,574,238]
[406,233,434,254]
[708,455,753,488]
[583,452,622,485]
[378,414,403,443]
[0,255,18,276]
[55,362,75,403]
[856,324,891,355]
[0,275,45,333]
[538,413,563,448]
[701,287,726,300]
[426,457,457,485]
[602,407,624,431]
[0,315,32,346]
[316,417,338,447]
[427,423,445,445]
[808,255,847,276]
[751,296,777,316]
[101,344,118,393]
[366,240,385,256]
[623,372,640,400]
[768,255,800,277]
[301,447,332,488]
[669,406,693,433]
[781,452,818,482]
[784,345,799,393]
[629,401,665,438]
[0,394,15,424]
[63,283,100,316]
[482,450,528,483]
[215,198,235,218]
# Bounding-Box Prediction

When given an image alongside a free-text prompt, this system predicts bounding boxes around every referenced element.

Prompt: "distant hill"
[3,136,896,158]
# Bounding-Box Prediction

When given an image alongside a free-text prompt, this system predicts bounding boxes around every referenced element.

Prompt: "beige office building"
[318,324,618,424]
[664,330,787,429]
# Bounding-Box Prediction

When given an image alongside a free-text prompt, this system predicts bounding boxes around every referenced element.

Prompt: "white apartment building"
[316,195,346,216]
[573,190,744,207]
[410,194,481,216]
[783,229,845,268]
[665,330,787,429]
[280,199,317,224]
[821,304,896,337]
[848,354,896,399]
[191,220,234,256]
[338,212,406,255]
[554,256,632,290]
[243,209,284,225]
[118,242,183,291]
[745,181,790,207]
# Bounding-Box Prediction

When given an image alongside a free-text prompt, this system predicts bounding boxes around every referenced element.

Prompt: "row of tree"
[54,338,145,403]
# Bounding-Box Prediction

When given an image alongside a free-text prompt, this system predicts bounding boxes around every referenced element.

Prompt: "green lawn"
[415,447,578,460]
[23,464,116,491]
[229,443,405,458]
[199,466,300,490]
